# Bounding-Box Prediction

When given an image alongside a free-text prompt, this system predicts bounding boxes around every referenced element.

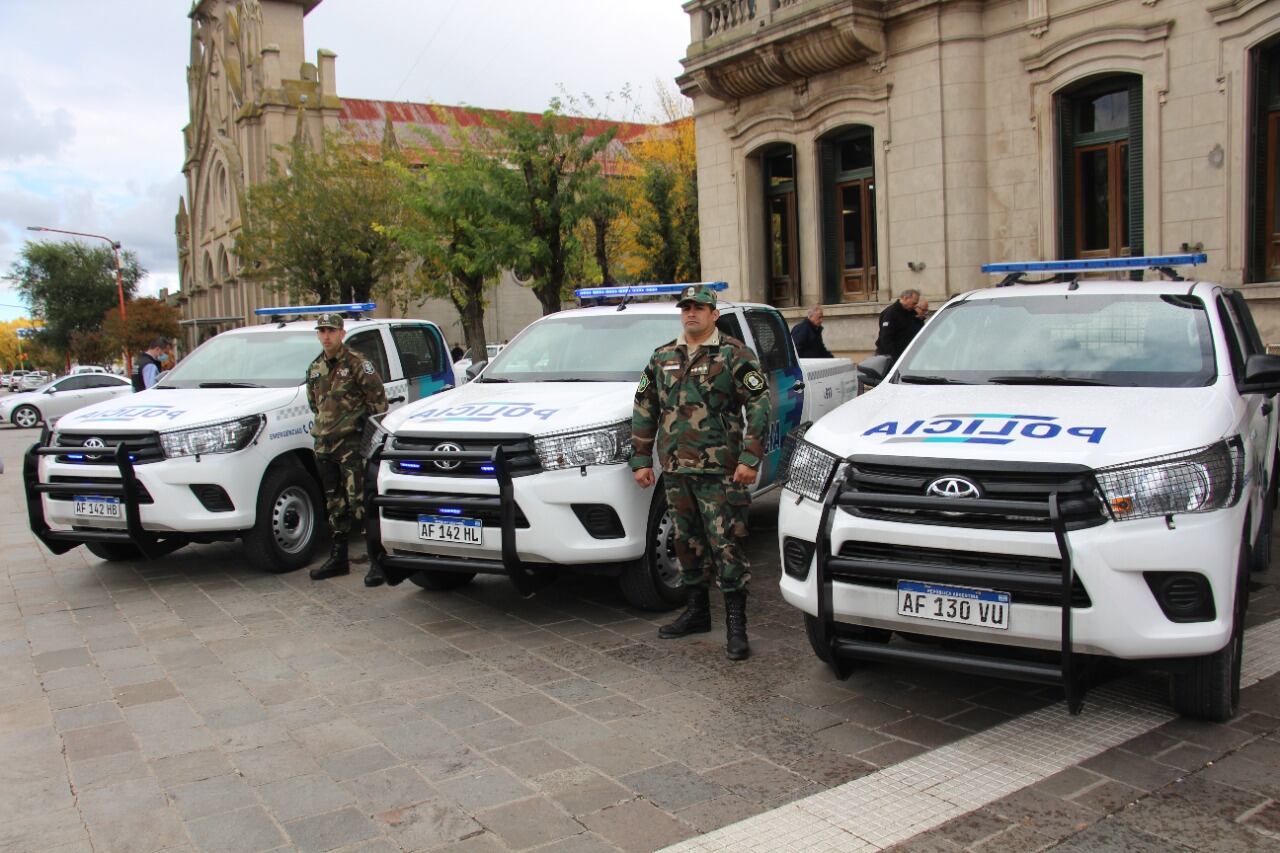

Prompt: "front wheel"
[243,464,322,574]
[619,489,685,611]
[1170,538,1248,721]
[11,405,40,429]
[409,570,475,591]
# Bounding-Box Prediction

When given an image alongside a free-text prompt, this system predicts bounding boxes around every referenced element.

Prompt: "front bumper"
[779,479,1244,714]
[26,431,260,558]
[367,443,644,596]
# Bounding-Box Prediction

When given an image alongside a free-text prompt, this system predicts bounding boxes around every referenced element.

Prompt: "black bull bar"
[364,442,551,597]
[809,482,1087,715]
[25,430,186,559]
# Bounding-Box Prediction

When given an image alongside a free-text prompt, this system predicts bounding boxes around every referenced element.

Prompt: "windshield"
[896,294,1216,388]
[158,330,321,389]
[483,312,679,382]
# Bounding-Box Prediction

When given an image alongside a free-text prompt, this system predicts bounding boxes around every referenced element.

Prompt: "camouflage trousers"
[664,472,751,593]
[316,438,364,539]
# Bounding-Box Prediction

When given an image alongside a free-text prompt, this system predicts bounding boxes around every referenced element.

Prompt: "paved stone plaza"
[2,425,1279,852]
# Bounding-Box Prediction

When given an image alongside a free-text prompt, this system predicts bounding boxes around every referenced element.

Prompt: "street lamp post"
[25,226,132,375]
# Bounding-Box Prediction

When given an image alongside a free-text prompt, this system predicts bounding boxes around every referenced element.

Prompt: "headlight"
[1095,439,1244,521]
[535,422,631,470]
[160,415,264,459]
[781,434,841,502]
[361,414,390,459]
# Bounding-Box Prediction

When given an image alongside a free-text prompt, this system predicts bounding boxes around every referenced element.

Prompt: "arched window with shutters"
[1249,37,1280,283]
[1057,74,1143,260]
[759,144,800,308]
[818,126,877,303]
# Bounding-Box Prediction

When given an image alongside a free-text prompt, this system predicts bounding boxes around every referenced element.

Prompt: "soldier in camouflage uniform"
[631,284,771,660]
[306,313,388,584]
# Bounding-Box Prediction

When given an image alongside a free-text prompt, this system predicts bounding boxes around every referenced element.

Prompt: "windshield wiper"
[898,374,969,385]
[986,375,1112,387]
[549,378,600,382]
[198,381,264,388]
[475,377,510,383]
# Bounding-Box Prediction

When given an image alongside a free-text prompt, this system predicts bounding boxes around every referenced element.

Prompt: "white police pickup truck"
[25,304,454,573]
[778,255,1280,721]
[364,283,857,609]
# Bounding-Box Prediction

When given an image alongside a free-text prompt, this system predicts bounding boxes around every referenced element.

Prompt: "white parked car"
[26,304,455,573]
[19,371,53,392]
[7,369,30,391]
[1,373,132,429]
[368,283,857,608]
[72,365,110,375]
[777,254,1280,721]
[452,343,505,384]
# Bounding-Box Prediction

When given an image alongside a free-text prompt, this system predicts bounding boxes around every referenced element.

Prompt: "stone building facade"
[678,0,1280,355]
[176,0,652,353]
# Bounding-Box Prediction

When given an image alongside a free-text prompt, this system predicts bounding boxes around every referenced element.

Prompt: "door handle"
[387,395,406,404]
[793,382,806,391]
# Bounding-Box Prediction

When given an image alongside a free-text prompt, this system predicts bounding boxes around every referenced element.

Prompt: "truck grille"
[53,431,164,466]
[837,455,1106,531]
[835,541,1092,608]
[388,435,540,478]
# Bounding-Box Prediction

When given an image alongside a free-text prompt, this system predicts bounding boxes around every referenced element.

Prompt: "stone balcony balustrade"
[679,0,886,101]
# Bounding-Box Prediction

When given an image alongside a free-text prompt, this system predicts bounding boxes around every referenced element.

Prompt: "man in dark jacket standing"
[874,289,922,360]
[306,313,388,584]
[131,337,171,391]
[791,306,834,358]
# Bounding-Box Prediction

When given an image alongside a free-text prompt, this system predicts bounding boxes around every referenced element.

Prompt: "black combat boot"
[658,585,712,639]
[363,561,386,588]
[724,589,750,660]
[310,538,350,580]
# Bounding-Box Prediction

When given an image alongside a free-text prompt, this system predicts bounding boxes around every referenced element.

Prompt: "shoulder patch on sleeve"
[362,361,375,375]
[742,370,766,393]
[637,373,650,395]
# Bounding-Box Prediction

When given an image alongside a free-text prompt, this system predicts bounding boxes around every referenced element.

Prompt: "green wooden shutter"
[819,140,839,304]
[1126,76,1144,265]
[1057,95,1075,258]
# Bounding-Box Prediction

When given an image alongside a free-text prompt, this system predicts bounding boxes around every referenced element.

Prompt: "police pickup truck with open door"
[364,282,858,609]
[25,304,455,573]
[777,254,1280,721]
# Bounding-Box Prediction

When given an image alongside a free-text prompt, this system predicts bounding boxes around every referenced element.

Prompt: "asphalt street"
[1,422,1278,852]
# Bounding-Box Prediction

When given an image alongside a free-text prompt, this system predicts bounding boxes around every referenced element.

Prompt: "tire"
[11,405,40,429]
[619,488,685,611]
[1250,506,1273,575]
[804,614,891,664]
[243,464,322,574]
[85,542,144,561]
[409,570,475,591]
[1170,537,1248,722]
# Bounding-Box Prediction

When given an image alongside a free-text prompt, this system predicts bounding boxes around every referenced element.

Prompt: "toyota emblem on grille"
[83,437,106,448]
[432,442,463,471]
[926,476,981,499]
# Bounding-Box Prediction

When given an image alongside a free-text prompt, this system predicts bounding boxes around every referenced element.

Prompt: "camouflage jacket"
[306,344,388,455]
[631,330,772,475]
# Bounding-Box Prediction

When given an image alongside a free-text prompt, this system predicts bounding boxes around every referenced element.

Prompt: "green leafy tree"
[625,97,700,283]
[488,104,618,314]
[235,132,408,305]
[103,297,182,358]
[389,131,518,361]
[8,240,142,359]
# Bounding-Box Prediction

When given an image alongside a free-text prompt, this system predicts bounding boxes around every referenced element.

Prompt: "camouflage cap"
[676,283,717,308]
[315,313,344,330]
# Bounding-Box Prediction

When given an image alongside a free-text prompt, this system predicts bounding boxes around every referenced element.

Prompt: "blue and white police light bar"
[254,302,377,317]
[981,254,1207,275]
[573,282,729,299]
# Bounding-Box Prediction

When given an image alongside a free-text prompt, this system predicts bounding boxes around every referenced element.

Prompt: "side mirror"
[857,354,893,383]
[464,360,487,382]
[1241,353,1280,394]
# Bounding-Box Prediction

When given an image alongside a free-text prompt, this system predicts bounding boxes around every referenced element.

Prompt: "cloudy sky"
[0,0,691,322]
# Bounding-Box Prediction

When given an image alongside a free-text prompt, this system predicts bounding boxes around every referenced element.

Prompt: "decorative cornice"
[1021,21,1173,74]
[1208,0,1273,24]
